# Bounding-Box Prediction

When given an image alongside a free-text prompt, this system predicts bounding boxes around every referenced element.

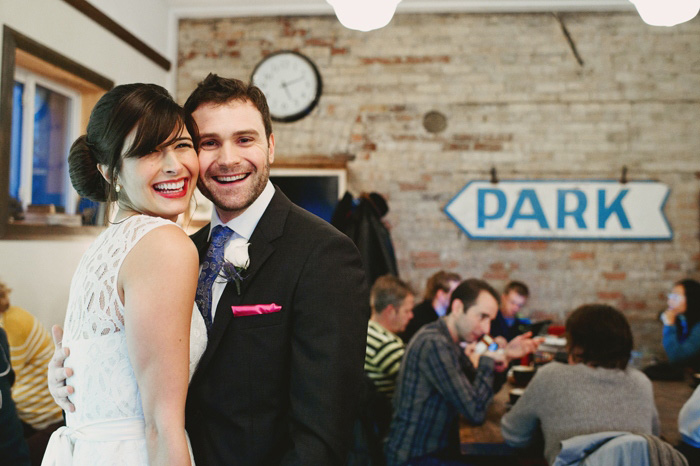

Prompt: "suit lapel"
[194,188,291,376]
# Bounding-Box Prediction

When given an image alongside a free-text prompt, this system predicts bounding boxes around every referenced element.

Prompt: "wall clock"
[251,51,323,123]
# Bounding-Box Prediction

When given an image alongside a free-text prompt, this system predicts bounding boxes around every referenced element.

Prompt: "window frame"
[13,66,82,215]
[0,26,113,239]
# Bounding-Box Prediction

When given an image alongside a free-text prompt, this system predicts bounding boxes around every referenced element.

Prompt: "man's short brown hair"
[424,271,462,301]
[184,73,273,140]
[371,275,413,315]
[566,304,633,370]
[504,280,529,298]
[448,279,499,314]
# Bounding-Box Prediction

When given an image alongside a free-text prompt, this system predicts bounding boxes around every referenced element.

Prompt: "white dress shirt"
[205,181,275,319]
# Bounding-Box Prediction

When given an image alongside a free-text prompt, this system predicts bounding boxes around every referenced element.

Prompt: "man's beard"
[197,158,270,218]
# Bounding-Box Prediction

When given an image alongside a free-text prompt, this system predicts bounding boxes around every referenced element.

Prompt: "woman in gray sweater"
[501,304,660,464]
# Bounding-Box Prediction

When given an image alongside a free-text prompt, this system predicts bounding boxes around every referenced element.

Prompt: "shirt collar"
[436,317,450,337]
[208,181,275,241]
[369,319,396,337]
[436,317,461,345]
[434,304,447,318]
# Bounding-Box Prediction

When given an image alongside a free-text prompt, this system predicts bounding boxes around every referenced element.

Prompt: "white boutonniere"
[220,238,250,295]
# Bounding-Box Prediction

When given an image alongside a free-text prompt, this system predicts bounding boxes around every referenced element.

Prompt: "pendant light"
[326,0,402,32]
[629,0,700,26]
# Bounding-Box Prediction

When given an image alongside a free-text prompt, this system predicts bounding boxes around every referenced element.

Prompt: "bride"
[42,83,206,465]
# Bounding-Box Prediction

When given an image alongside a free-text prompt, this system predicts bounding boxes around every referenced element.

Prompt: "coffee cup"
[512,365,535,387]
[509,388,525,405]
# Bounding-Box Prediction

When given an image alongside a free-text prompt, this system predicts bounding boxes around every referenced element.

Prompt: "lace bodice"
[62,215,207,426]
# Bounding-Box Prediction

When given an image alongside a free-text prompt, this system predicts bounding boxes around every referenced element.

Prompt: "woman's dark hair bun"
[68,82,192,208]
[68,135,108,202]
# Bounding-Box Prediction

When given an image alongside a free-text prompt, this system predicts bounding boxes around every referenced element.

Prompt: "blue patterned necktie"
[195,225,234,330]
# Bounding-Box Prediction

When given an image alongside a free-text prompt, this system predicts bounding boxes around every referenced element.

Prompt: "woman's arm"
[119,224,198,466]
[663,322,700,365]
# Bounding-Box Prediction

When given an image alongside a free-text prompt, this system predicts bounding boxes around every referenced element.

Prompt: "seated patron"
[491,281,530,342]
[661,279,700,372]
[385,279,541,466]
[678,383,700,464]
[0,282,63,463]
[365,275,415,399]
[501,304,660,465]
[646,278,700,381]
[399,271,460,344]
[0,327,30,465]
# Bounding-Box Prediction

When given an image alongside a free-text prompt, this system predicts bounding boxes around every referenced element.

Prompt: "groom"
[183,74,369,465]
[51,75,369,465]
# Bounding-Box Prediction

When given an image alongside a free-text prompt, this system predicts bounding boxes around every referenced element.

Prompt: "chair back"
[553,432,649,466]
[581,434,649,466]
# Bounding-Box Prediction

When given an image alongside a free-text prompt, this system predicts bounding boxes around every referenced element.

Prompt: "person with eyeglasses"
[646,278,700,380]
[660,279,700,373]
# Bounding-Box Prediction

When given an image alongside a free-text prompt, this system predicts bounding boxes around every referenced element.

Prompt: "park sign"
[444,180,672,241]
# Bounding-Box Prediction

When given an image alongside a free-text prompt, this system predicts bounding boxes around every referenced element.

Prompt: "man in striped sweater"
[365,275,415,399]
[0,282,63,463]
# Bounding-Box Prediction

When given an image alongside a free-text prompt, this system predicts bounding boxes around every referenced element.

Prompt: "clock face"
[251,51,322,123]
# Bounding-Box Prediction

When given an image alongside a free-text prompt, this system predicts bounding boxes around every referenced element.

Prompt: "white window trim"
[14,67,82,214]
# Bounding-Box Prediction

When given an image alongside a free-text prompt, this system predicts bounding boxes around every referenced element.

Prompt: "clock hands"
[280,75,306,100]
[283,75,305,86]
[280,80,293,99]
[251,51,321,122]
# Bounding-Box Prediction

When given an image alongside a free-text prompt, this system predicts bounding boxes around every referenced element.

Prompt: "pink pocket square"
[231,303,282,317]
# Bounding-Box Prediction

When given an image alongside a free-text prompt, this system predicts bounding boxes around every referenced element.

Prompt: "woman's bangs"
[125,103,185,158]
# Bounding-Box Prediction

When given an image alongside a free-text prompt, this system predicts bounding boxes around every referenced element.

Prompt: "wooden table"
[459,378,695,458]
[459,382,528,461]
[460,382,511,449]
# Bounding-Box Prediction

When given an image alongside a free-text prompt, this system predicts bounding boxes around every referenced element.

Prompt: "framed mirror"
[0,26,113,239]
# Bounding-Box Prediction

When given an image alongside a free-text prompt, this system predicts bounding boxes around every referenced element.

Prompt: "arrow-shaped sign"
[444,180,671,241]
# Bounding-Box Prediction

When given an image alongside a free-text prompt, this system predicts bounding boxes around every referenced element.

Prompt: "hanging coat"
[331,192,399,288]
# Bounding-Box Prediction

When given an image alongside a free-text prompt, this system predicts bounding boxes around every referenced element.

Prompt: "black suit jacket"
[490,311,528,342]
[186,188,369,465]
[398,299,437,344]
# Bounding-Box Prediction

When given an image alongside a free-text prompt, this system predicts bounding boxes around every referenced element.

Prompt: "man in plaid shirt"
[385,279,542,465]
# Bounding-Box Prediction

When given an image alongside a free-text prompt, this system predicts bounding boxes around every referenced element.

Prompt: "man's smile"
[213,173,249,184]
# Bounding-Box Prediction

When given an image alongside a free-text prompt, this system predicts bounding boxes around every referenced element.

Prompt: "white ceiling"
[165,0,634,19]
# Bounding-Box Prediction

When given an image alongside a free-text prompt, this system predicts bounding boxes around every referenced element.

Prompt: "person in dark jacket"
[490,281,531,342]
[399,271,461,344]
[661,278,700,370]
[0,327,30,465]
[645,278,700,381]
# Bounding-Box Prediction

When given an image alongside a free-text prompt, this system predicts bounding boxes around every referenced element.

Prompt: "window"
[0,26,112,238]
[11,68,81,222]
[269,168,346,222]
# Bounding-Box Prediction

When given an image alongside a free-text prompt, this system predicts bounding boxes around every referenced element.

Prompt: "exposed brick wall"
[178,12,700,358]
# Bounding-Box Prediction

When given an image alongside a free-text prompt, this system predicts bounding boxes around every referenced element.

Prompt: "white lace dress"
[42,215,208,465]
